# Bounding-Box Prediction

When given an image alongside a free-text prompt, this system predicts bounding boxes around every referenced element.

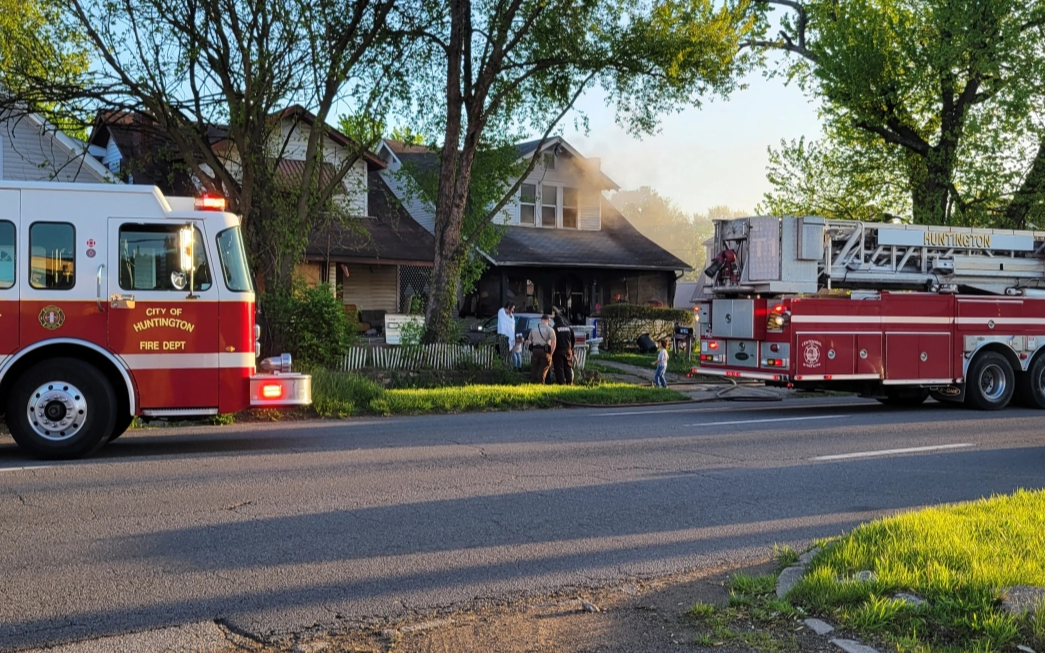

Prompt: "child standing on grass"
[511,333,524,369]
[652,339,669,388]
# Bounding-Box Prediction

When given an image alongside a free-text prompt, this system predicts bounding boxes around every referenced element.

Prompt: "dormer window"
[543,152,555,170]
[541,184,557,228]
[562,187,578,229]
[520,183,536,225]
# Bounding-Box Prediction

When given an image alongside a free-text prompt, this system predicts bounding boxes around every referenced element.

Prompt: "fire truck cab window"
[216,227,253,292]
[118,224,212,291]
[29,222,75,290]
[0,221,13,289]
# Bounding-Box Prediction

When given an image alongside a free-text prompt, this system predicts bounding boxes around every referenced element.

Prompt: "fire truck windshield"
[216,226,254,292]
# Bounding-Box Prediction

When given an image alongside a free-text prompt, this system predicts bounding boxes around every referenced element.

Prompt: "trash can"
[636,333,657,353]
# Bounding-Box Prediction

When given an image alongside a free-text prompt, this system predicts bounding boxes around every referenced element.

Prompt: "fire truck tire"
[108,413,135,442]
[4,358,117,459]
[965,352,1015,411]
[1015,356,1045,409]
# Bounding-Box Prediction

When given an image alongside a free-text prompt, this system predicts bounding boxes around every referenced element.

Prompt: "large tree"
[4,0,403,291]
[0,0,89,132]
[401,0,756,341]
[748,0,1045,226]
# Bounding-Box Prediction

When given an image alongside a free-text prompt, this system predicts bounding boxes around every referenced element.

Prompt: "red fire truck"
[0,181,310,459]
[696,216,1045,410]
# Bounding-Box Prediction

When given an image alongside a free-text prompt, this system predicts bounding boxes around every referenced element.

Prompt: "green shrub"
[310,368,385,417]
[596,304,693,352]
[260,282,358,368]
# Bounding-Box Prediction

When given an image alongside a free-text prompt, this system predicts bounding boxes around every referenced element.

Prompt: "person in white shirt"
[652,338,669,388]
[496,302,516,361]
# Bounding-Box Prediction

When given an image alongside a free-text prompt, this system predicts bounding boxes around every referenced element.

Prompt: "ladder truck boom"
[695,216,1045,410]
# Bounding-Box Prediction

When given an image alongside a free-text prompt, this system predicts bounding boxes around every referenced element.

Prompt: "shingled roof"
[305,171,434,265]
[486,200,691,271]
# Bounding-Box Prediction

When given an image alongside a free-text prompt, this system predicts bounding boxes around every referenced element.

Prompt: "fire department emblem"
[802,340,822,367]
[38,305,66,330]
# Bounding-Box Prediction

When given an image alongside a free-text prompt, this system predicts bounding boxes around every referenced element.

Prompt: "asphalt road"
[2,396,1044,651]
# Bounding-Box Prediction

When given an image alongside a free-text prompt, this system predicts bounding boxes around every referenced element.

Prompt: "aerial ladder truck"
[695,216,1045,409]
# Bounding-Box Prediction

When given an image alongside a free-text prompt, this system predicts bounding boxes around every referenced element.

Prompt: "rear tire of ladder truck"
[1014,355,1045,409]
[964,351,1015,411]
[107,412,135,442]
[4,358,117,459]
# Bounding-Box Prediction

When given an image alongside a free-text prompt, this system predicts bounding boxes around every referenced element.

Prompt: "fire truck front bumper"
[694,368,790,383]
[250,373,312,406]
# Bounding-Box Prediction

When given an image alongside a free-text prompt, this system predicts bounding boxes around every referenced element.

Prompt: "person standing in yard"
[510,333,524,369]
[552,314,575,385]
[527,314,556,383]
[652,339,669,388]
[496,302,516,362]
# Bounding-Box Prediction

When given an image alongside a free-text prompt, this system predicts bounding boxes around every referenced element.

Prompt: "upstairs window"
[0,221,13,289]
[543,152,555,170]
[29,222,75,290]
[562,187,578,229]
[541,184,557,228]
[520,183,536,225]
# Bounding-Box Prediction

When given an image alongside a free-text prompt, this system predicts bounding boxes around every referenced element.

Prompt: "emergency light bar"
[195,194,227,211]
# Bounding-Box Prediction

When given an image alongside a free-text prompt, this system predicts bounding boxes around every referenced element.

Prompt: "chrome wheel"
[978,363,1008,401]
[27,381,88,441]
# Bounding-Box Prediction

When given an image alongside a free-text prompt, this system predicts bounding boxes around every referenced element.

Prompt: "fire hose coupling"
[260,353,293,374]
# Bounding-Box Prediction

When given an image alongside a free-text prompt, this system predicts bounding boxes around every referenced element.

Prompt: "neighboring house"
[0,110,113,183]
[377,136,690,323]
[673,280,700,310]
[89,107,434,330]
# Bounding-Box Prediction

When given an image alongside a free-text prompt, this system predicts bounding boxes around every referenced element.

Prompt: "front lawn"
[308,368,689,417]
[594,351,696,376]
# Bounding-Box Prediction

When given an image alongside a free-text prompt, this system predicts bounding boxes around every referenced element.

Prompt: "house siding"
[279,121,368,217]
[1,116,108,183]
[342,263,398,312]
[380,166,435,233]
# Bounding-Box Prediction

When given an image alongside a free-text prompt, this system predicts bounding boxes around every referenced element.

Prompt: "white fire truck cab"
[697,216,1045,410]
[0,181,310,459]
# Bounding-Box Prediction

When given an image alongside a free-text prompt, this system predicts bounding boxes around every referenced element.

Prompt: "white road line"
[0,465,56,473]
[686,415,850,427]
[597,401,867,417]
[811,443,974,461]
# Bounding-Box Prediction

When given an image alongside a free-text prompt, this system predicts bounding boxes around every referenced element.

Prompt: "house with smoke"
[0,109,113,183]
[88,107,434,333]
[377,136,690,324]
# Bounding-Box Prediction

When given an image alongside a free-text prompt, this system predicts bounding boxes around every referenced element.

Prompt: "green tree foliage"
[12,0,403,292]
[613,187,738,278]
[758,133,912,221]
[0,0,89,131]
[748,0,1045,227]
[261,282,358,368]
[400,0,758,342]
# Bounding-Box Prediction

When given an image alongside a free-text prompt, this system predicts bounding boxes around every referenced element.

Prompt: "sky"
[563,71,823,217]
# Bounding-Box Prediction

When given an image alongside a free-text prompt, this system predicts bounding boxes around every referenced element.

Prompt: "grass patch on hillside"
[308,368,688,417]
[595,351,696,376]
[789,489,1045,651]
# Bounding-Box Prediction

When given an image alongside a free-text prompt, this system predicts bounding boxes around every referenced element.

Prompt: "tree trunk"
[1005,135,1045,229]
[907,149,952,225]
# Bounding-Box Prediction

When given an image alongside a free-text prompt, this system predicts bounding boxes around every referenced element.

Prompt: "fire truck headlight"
[260,353,293,374]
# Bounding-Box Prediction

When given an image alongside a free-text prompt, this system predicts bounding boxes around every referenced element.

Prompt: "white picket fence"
[341,343,588,372]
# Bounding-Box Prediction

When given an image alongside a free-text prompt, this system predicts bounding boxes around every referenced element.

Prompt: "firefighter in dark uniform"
[552,313,575,385]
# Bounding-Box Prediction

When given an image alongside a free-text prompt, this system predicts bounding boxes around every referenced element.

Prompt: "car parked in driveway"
[468,312,587,346]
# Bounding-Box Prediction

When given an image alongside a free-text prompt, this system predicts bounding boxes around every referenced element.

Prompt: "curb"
[776,547,887,653]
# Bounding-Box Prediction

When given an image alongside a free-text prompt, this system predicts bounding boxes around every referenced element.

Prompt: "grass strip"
[307,368,688,417]
[790,489,1045,652]
[373,383,688,415]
